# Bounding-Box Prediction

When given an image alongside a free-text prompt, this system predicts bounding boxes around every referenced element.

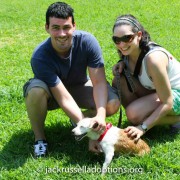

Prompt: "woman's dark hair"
[113,14,151,58]
[46,2,75,26]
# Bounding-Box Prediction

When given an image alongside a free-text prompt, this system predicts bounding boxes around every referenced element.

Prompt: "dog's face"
[72,118,99,141]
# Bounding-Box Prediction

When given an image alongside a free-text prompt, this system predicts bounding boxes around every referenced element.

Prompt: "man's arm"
[50,82,84,123]
[88,66,107,129]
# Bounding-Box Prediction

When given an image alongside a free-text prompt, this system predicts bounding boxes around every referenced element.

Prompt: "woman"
[112,14,180,141]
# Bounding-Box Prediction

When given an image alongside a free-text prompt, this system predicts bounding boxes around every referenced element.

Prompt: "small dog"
[72,118,150,174]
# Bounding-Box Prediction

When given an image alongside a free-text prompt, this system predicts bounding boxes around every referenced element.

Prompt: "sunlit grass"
[0,0,179,179]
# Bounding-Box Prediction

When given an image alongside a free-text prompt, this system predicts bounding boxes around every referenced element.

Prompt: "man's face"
[46,16,76,56]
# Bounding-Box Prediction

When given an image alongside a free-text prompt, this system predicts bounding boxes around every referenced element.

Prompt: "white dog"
[72,118,150,174]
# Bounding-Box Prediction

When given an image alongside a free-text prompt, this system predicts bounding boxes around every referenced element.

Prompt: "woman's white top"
[138,46,180,90]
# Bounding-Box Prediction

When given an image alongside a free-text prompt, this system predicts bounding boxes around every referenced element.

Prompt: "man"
[23,2,119,157]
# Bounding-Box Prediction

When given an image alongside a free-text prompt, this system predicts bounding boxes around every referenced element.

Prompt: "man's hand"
[89,140,102,153]
[90,116,106,134]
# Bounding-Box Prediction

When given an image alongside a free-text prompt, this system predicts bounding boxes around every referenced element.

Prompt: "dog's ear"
[92,122,99,129]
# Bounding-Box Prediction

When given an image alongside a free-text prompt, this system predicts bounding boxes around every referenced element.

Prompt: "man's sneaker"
[34,140,48,158]
[69,118,77,127]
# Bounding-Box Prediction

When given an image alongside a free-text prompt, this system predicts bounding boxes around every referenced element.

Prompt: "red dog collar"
[98,123,112,142]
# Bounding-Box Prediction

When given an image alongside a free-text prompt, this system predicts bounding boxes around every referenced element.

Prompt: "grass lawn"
[0,0,180,179]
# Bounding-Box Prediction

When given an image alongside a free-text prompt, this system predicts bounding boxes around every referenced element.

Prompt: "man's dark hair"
[46,2,75,26]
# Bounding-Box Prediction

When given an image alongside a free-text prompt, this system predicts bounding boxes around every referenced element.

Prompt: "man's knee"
[26,87,49,103]
[106,99,120,116]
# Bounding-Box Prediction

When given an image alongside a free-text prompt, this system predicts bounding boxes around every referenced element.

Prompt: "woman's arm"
[125,51,173,140]
[144,51,173,124]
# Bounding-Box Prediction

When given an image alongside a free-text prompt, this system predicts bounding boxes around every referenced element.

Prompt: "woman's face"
[113,25,141,56]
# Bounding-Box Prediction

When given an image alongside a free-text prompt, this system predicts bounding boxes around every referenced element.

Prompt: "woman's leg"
[126,93,180,125]
[125,93,160,125]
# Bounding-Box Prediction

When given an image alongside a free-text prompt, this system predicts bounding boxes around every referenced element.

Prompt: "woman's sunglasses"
[112,34,135,44]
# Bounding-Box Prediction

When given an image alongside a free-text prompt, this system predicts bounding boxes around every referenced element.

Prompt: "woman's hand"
[124,125,144,142]
[112,61,125,76]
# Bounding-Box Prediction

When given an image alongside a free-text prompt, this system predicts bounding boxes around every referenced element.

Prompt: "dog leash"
[115,61,138,128]
[123,68,136,93]
[115,70,122,128]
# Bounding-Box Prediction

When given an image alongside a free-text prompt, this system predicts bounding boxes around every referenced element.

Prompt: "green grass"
[0,0,180,179]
